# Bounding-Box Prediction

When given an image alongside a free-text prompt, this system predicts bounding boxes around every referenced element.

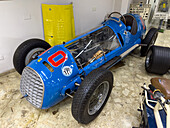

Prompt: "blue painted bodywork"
[26,14,146,109]
[143,93,167,128]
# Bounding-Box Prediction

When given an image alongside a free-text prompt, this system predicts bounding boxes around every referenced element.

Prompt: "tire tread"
[72,68,113,124]
[13,38,51,74]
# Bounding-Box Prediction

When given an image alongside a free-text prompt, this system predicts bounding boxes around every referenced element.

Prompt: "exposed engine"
[66,26,120,68]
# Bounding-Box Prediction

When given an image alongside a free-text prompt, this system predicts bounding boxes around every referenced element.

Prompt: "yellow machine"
[42,3,75,46]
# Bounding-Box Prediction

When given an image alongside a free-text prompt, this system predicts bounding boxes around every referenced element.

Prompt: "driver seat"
[121,14,137,35]
[151,77,170,100]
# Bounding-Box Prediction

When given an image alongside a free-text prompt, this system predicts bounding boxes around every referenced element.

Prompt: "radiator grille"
[20,67,44,108]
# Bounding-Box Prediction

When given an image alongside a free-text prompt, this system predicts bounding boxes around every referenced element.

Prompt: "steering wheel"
[108,12,126,25]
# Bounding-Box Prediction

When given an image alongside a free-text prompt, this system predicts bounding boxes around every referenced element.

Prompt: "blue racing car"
[13,12,158,124]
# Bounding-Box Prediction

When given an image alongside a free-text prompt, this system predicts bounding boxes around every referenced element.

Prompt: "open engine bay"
[66,26,121,68]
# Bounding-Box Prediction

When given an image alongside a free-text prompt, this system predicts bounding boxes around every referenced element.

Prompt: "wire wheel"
[71,68,113,124]
[88,81,109,115]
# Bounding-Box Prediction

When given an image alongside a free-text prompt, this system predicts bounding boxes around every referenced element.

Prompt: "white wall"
[113,0,133,14]
[0,0,68,74]
[73,0,114,34]
[114,0,122,13]
[0,0,129,74]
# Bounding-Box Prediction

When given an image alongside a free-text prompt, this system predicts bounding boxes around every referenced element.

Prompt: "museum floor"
[0,30,170,128]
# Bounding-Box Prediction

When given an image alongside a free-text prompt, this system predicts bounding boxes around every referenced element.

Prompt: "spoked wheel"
[88,81,109,115]
[13,38,51,74]
[71,68,113,124]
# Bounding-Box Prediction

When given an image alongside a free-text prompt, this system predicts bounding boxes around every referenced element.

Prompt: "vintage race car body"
[20,14,146,109]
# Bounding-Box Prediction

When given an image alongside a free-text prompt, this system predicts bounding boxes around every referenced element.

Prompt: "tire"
[141,28,158,57]
[71,68,113,124]
[13,38,51,74]
[145,46,170,75]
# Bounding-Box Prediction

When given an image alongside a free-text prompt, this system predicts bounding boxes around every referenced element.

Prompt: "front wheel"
[71,68,113,124]
[13,38,51,74]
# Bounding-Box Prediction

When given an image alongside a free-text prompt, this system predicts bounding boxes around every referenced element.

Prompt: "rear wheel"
[71,68,113,124]
[145,46,170,75]
[13,38,51,74]
[141,28,158,57]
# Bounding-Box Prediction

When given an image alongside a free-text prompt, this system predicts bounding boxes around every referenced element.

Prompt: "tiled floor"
[0,30,170,128]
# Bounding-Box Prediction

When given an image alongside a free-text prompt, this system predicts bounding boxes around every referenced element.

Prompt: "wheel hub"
[88,81,109,115]
[25,48,45,65]
[146,50,152,68]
